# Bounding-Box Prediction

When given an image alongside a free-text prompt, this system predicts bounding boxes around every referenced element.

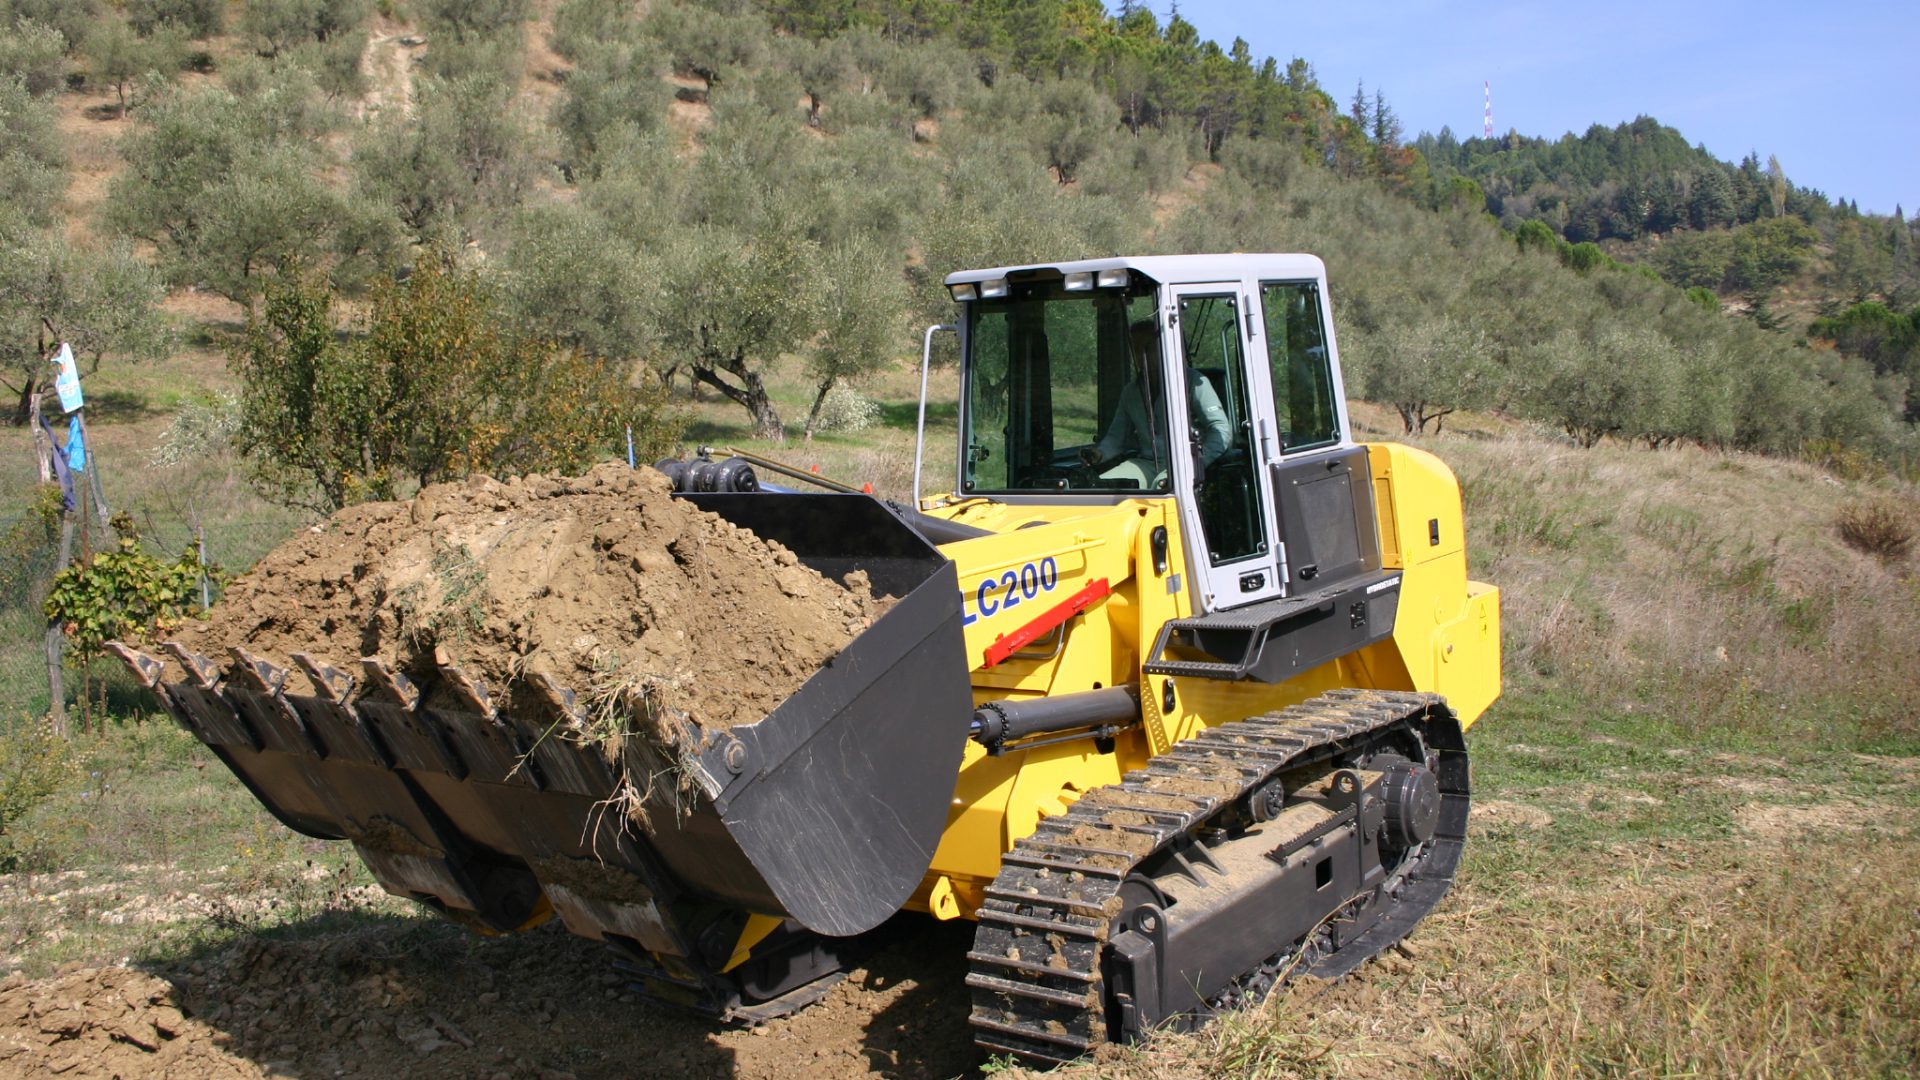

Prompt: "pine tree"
[1371,89,1400,148]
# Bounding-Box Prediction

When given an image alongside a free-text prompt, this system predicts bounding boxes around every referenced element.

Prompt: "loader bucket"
[119,492,972,943]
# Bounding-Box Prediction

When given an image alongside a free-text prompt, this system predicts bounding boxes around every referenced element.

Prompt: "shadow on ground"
[77,389,161,422]
[136,909,981,1079]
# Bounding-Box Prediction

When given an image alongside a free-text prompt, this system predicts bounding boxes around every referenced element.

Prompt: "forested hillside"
[1418,118,1920,421]
[2,0,1915,484]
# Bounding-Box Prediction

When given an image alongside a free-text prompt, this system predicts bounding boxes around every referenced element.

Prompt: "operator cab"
[943,255,1379,614]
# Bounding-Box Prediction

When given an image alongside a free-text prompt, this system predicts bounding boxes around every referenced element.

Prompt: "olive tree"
[551,41,669,165]
[550,0,640,63]
[802,237,907,440]
[642,0,768,91]
[1358,318,1499,434]
[126,0,223,39]
[649,224,816,441]
[238,0,370,58]
[1033,77,1121,185]
[0,75,62,226]
[0,0,99,57]
[415,0,525,80]
[353,73,540,244]
[784,34,852,127]
[81,15,189,114]
[187,146,398,302]
[0,17,64,96]
[498,201,654,366]
[914,130,1137,323]
[1521,326,1680,448]
[0,233,167,423]
[107,80,393,304]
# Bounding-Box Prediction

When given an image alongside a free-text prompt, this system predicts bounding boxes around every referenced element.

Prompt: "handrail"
[914,323,956,508]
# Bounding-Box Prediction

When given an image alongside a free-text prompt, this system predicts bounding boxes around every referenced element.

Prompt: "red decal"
[983,578,1110,667]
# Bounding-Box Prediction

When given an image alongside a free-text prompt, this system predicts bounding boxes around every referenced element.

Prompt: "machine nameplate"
[961,556,1060,626]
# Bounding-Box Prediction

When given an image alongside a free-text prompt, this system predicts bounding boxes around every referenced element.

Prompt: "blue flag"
[66,416,86,474]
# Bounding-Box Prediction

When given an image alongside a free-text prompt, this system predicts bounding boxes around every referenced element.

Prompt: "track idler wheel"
[1377,755,1440,853]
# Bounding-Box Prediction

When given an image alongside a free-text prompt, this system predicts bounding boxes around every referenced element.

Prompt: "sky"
[1173,0,1920,217]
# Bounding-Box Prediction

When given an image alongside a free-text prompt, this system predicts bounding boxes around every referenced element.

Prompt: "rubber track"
[965,688,1463,1064]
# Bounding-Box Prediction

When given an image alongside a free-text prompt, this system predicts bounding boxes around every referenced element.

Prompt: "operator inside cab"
[1079,320,1231,490]
[960,271,1237,494]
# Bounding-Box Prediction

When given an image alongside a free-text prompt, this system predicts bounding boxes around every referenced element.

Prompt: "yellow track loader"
[112,254,1499,1063]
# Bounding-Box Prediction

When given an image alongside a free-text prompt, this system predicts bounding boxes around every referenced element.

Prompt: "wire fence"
[0,443,303,714]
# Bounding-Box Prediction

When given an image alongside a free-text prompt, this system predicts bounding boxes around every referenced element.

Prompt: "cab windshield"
[961,276,1164,494]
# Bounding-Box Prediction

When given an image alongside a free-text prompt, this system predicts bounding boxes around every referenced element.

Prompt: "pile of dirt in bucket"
[170,462,886,735]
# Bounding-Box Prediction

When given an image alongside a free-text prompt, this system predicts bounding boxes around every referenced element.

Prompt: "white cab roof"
[943,253,1327,287]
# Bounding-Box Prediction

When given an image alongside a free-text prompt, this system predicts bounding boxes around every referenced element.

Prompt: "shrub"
[234,259,682,512]
[150,392,241,468]
[812,384,881,433]
[1513,219,1558,256]
[0,482,62,607]
[1836,499,1914,561]
[1560,241,1609,274]
[0,717,77,872]
[44,513,209,661]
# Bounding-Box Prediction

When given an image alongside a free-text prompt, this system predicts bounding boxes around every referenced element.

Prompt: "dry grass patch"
[1044,837,1920,1080]
[1439,433,1920,746]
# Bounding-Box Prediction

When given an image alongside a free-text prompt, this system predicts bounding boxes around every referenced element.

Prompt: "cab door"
[1165,284,1284,611]
[1258,277,1382,595]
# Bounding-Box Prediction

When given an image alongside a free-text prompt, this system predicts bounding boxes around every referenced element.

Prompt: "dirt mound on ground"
[172,463,883,733]
[0,920,977,1079]
[0,966,261,1079]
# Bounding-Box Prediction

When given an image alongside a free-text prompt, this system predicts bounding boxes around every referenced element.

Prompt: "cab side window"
[1260,282,1340,452]
[1178,293,1265,566]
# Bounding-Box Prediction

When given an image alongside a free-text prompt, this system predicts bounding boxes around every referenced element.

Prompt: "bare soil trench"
[0,916,978,1079]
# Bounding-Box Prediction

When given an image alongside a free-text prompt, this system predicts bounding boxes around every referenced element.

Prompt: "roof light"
[979,278,1009,299]
[1096,269,1130,288]
[948,282,977,302]
[1063,272,1093,291]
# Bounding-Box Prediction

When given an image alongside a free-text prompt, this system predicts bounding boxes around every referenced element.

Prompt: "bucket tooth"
[229,648,290,696]
[161,642,222,689]
[361,658,421,710]
[104,642,166,690]
[525,672,584,725]
[436,658,496,719]
[292,653,357,703]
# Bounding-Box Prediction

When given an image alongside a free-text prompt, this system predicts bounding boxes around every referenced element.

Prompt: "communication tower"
[1484,81,1493,139]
